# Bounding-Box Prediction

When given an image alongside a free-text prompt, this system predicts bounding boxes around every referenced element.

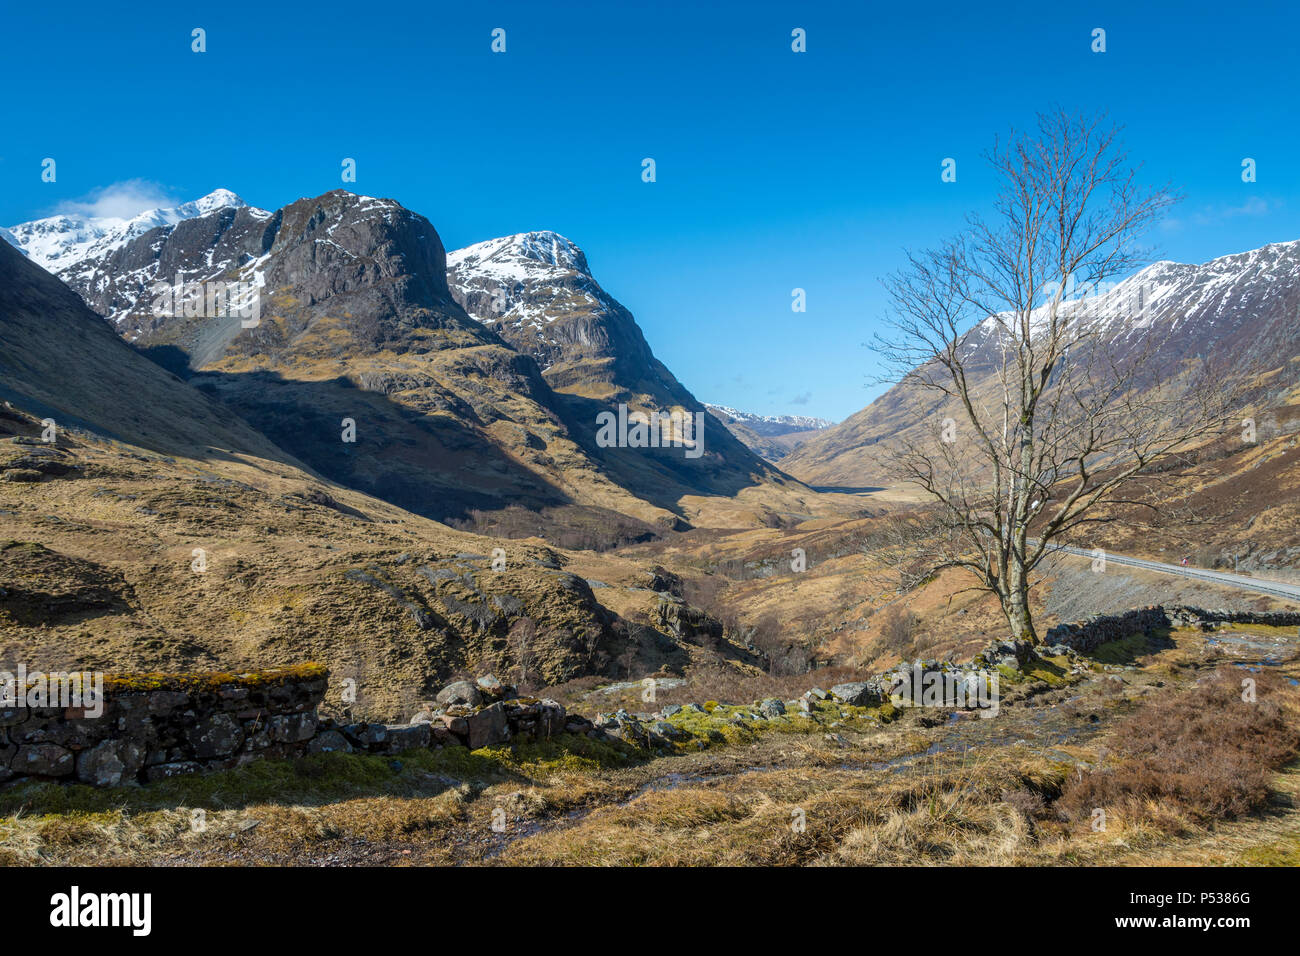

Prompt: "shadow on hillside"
[809,485,886,495]
[140,346,576,521]
[552,390,789,515]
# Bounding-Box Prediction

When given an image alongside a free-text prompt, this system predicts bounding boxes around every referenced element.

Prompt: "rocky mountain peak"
[3,188,254,275]
[448,231,592,280]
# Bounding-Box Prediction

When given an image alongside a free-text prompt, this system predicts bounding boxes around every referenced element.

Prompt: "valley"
[2,183,1298,871]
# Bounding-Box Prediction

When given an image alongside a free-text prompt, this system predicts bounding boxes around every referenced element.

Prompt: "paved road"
[1043,542,1300,604]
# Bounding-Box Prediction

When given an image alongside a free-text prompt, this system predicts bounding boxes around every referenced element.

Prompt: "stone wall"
[0,665,589,789]
[1,665,329,788]
[1043,605,1300,653]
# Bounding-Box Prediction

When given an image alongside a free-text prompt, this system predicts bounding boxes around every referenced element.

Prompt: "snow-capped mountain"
[3,189,275,331]
[3,189,799,530]
[3,189,253,276]
[447,231,621,367]
[783,239,1300,486]
[703,405,834,463]
[704,404,833,435]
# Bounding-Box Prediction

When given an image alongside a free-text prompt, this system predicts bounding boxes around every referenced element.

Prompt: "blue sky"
[2,0,1296,422]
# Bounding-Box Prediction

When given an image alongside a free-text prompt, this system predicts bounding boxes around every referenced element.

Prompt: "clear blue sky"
[3,0,1297,422]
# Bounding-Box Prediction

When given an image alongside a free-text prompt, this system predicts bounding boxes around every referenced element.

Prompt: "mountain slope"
[0,237,287,460]
[0,239,768,715]
[8,192,813,536]
[784,240,1300,487]
[447,231,810,509]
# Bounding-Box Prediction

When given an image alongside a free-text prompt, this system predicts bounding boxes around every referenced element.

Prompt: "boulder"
[307,730,353,754]
[268,712,317,743]
[466,702,509,749]
[75,739,144,787]
[830,682,881,707]
[436,680,483,708]
[759,698,786,718]
[340,722,388,749]
[384,723,432,754]
[16,743,73,777]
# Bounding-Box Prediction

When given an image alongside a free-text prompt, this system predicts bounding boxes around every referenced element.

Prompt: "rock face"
[0,239,289,459]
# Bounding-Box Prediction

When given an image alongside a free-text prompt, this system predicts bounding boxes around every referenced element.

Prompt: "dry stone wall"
[1,665,587,789]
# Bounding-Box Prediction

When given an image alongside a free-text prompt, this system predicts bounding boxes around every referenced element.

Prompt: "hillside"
[6,195,817,539]
[784,240,1300,487]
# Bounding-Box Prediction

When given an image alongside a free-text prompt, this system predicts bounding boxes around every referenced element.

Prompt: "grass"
[1056,667,1300,827]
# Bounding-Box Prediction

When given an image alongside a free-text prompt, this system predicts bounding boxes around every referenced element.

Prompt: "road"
[1043,542,1300,604]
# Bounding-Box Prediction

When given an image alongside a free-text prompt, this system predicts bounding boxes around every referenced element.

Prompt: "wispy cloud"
[55,179,179,220]
[1163,196,1281,232]
[789,391,812,405]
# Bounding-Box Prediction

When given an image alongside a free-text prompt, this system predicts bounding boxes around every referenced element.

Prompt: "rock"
[268,712,317,743]
[759,698,786,718]
[830,682,881,707]
[438,714,469,737]
[340,722,388,749]
[661,704,682,718]
[466,702,509,749]
[564,716,593,734]
[75,739,144,787]
[384,723,432,754]
[16,743,73,777]
[184,714,245,759]
[650,720,683,739]
[476,675,505,696]
[537,699,566,737]
[435,680,483,708]
[805,688,828,700]
[307,730,353,754]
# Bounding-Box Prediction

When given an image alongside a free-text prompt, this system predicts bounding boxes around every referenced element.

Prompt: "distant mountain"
[783,240,1300,487]
[703,404,833,462]
[5,193,811,537]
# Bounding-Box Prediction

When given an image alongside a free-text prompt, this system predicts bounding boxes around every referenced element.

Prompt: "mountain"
[3,189,249,284]
[445,230,806,514]
[0,236,767,712]
[0,236,286,459]
[703,404,834,462]
[6,193,811,539]
[783,240,1300,488]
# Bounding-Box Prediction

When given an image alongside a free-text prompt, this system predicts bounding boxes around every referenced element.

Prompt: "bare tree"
[876,111,1241,645]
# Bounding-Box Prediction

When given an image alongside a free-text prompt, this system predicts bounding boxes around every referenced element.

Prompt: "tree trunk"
[1002,563,1039,645]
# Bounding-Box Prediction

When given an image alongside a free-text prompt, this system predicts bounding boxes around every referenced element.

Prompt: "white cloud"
[55,179,179,220]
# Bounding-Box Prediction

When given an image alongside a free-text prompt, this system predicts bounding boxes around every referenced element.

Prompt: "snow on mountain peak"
[705,404,834,431]
[448,231,590,278]
[3,188,256,274]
